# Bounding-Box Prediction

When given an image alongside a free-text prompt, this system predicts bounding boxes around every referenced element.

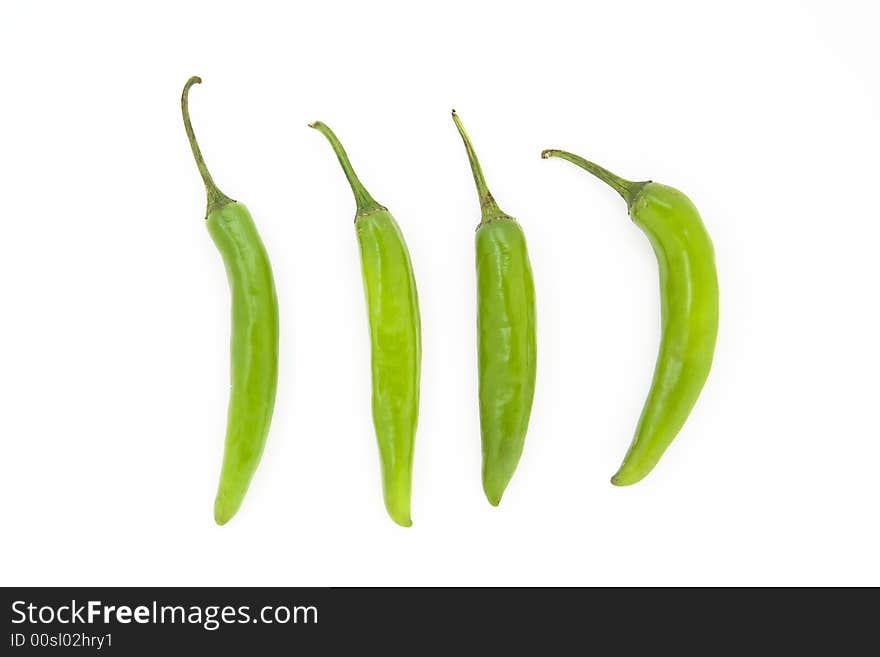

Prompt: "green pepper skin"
[476,219,537,504]
[311,121,420,527]
[182,77,279,524]
[454,112,536,506]
[357,208,421,526]
[542,149,718,485]
[207,202,279,523]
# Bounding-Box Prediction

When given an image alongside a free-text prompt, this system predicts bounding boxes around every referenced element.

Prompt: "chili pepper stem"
[309,121,383,216]
[181,76,233,215]
[541,149,647,208]
[451,110,510,225]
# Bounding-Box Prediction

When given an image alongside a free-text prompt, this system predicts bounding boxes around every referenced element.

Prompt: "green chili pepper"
[452,111,537,506]
[310,121,420,527]
[181,77,279,524]
[542,149,718,485]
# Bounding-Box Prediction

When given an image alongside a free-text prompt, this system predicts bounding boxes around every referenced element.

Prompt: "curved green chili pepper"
[542,149,718,486]
[310,121,420,527]
[182,77,279,524]
[453,111,536,506]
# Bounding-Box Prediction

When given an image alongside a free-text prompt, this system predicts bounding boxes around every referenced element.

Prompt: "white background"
[1,0,878,586]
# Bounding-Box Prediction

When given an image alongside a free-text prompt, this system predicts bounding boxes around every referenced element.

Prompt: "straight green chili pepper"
[542,149,718,485]
[182,77,279,524]
[310,121,421,527]
[453,111,537,506]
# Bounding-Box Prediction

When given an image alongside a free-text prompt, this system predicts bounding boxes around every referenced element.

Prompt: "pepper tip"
[610,471,640,487]
[484,487,504,507]
[213,494,239,525]
[389,513,413,528]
